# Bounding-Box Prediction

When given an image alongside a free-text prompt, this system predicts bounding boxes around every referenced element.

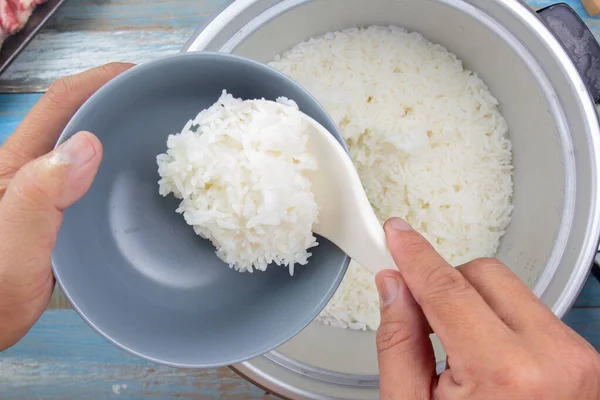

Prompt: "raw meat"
[0,0,47,49]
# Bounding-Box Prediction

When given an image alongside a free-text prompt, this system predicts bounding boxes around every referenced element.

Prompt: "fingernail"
[58,132,96,166]
[389,217,413,231]
[378,275,400,308]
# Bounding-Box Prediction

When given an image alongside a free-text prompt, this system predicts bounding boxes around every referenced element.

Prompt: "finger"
[0,131,102,349]
[0,63,132,178]
[376,270,436,399]
[457,259,557,331]
[435,369,468,400]
[384,218,511,357]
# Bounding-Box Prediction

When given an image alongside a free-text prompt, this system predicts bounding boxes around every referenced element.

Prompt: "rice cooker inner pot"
[184,0,600,398]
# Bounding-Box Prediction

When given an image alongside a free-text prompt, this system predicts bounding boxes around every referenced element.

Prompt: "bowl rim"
[51,51,350,369]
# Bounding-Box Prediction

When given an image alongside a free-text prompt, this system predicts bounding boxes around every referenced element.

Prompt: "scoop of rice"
[157,91,320,274]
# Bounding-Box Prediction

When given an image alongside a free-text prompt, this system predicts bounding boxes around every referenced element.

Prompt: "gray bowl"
[52,52,349,368]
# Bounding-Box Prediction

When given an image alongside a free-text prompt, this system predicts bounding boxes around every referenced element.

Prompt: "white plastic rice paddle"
[259,102,397,275]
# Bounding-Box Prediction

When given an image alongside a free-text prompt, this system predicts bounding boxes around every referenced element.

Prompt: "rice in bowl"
[157,91,320,275]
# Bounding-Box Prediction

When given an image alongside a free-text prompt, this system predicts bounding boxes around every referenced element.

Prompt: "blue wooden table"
[1,0,600,398]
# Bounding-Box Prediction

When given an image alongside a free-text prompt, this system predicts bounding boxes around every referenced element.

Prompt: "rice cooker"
[183,0,600,398]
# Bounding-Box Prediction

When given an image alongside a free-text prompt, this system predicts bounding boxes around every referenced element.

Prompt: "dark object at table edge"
[0,0,67,76]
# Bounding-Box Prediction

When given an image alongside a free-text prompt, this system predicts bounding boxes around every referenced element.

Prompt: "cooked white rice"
[157,91,320,274]
[269,26,514,330]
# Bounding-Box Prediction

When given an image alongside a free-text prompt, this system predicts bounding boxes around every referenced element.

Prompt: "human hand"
[0,63,134,350]
[375,217,600,399]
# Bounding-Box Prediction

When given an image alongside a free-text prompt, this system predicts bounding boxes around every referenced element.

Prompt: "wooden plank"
[42,0,224,31]
[0,311,274,399]
[564,307,600,350]
[574,272,600,308]
[0,30,192,93]
[0,93,41,141]
[0,0,227,93]
[1,0,599,93]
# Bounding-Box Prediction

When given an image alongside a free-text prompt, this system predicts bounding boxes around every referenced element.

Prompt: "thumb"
[376,270,436,399]
[0,131,102,348]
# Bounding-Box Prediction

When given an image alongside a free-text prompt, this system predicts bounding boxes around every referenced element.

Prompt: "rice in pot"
[269,26,514,330]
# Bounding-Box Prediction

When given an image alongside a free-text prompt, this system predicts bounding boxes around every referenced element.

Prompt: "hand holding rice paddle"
[375,217,600,400]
